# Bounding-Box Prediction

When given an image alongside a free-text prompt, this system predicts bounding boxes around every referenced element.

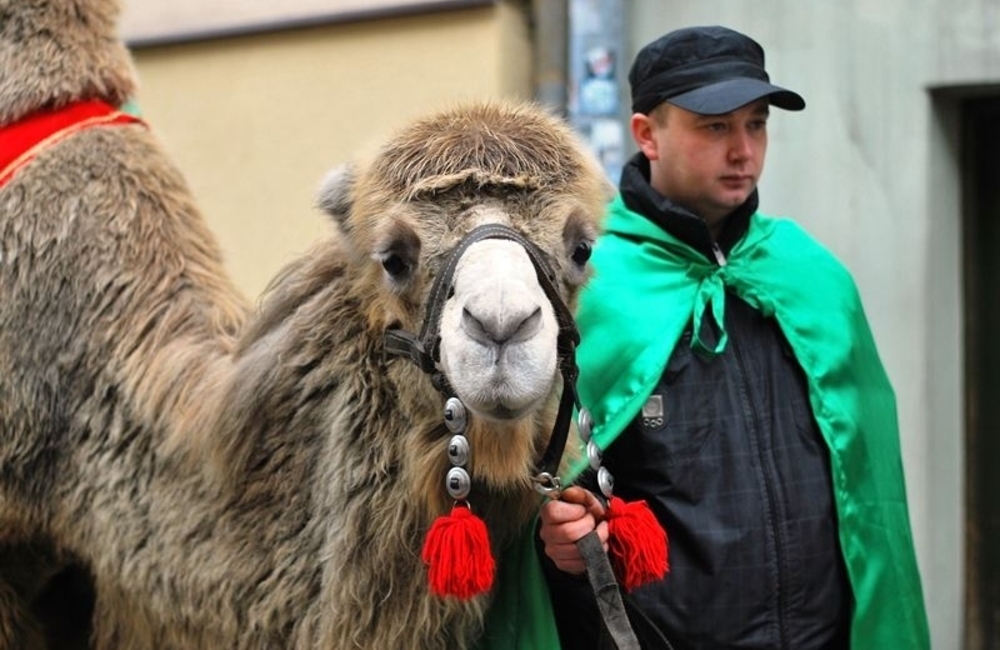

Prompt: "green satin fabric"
[475,514,560,650]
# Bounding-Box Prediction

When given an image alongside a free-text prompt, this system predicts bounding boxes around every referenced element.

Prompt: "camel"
[0,0,610,648]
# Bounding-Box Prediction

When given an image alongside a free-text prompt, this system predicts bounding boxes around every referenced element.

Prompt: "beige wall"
[129,3,531,297]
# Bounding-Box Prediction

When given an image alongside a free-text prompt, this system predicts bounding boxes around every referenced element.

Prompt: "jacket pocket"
[629,335,718,466]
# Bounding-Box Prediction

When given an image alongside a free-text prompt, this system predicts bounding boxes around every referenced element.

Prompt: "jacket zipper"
[714,237,789,646]
[711,241,728,266]
[731,303,790,649]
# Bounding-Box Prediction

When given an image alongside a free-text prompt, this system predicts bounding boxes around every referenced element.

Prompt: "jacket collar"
[618,152,757,261]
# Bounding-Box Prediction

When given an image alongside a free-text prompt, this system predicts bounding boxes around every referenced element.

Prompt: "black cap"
[629,25,805,115]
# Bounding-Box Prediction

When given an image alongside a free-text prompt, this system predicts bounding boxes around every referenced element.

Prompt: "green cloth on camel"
[475,515,561,649]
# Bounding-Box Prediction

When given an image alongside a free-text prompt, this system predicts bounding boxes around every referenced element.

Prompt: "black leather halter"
[383,223,580,483]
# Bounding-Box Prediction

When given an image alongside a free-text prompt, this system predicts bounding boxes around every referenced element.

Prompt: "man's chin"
[718,188,754,209]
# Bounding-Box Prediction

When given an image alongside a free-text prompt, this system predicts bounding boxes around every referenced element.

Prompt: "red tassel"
[606,496,669,591]
[421,504,495,599]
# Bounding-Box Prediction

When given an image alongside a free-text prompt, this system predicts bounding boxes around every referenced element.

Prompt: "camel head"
[319,101,611,494]
[0,0,137,126]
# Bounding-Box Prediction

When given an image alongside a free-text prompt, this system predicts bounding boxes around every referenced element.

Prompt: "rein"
[383,223,581,486]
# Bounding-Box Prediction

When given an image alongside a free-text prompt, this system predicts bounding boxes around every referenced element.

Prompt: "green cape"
[480,196,929,648]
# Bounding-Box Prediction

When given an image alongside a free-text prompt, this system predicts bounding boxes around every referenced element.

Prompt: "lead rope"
[578,531,643,650]
[572,409,647,650]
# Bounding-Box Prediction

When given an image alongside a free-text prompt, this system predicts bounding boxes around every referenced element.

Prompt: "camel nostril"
[461,307,490,343]
[462,306,543,345]
[509,307,542,343]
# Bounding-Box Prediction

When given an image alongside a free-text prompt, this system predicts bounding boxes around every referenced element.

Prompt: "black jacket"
[541,154,851,650]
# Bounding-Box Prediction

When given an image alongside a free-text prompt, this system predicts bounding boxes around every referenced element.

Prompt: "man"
[537,25,930,649]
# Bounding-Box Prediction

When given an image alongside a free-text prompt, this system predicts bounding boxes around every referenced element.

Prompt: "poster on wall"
[568,0,626,183]
[119,0,489,45]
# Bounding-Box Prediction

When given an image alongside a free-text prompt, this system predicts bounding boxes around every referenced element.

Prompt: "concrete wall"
[629,2,1000,647]
[126,2,532,297]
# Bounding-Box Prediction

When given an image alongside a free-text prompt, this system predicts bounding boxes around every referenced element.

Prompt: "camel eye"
[381,253,409,278]
[374,222,420,286]
[571,241,592,266]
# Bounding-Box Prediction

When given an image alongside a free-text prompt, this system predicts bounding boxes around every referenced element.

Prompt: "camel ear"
[318,163,355,226]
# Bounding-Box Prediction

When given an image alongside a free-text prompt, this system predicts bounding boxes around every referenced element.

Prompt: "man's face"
[633,99,770,229]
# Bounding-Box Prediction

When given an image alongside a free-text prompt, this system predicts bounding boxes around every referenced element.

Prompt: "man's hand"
[538,486,608,574]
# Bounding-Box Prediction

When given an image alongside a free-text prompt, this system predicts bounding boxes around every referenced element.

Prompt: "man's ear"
[630,113,660,161]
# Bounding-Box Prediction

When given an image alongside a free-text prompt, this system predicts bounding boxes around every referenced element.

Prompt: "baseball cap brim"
[666,77,805,115]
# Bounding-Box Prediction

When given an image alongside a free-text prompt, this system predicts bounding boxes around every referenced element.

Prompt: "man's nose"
[728,129,753,160]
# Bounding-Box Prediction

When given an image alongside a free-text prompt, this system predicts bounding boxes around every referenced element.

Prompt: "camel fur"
[0,1,610,648]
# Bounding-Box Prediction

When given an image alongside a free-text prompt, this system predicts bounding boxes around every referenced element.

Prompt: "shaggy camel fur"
[0,1,609,648]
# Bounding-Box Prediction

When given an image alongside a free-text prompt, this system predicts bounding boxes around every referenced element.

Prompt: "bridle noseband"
[383,223,582,488]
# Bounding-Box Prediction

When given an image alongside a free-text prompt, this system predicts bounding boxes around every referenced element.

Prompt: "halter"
[383,223,581,489]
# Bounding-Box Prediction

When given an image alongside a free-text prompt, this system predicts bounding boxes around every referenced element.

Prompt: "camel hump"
[0,0,137,126]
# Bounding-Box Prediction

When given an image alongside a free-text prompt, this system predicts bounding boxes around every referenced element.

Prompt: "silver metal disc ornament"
[446,466,472,500]
[597,465,615,499]
[448,434,470,467]
[443,397,473,502]
[586,440,603,471]
[577,407,593,443]
[443,397,467,433]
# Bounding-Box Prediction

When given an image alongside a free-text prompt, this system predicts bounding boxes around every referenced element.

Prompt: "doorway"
[962,95,1000,650]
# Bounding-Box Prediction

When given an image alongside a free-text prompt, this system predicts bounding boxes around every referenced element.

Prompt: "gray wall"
[628,2,1000,647]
